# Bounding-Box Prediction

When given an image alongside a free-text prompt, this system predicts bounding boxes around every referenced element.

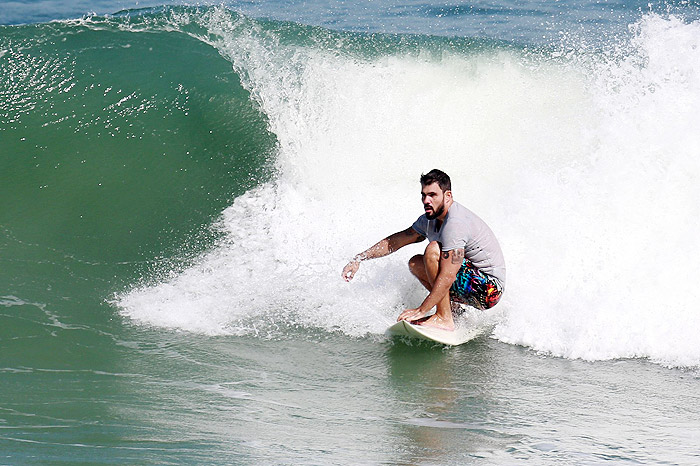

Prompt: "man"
[341,169,505,331]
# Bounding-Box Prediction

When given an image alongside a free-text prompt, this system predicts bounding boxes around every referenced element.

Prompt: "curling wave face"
[23,7,694,368]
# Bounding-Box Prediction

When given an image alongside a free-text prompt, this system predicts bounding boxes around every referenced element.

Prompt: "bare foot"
[412,314,455,331]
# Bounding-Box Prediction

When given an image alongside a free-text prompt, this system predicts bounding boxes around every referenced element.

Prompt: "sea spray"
[494,14,700,367]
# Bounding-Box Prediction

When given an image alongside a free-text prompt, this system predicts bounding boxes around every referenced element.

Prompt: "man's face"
[421,182,448,220]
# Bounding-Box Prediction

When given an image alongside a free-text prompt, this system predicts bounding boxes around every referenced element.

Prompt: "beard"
[425,203,445,220]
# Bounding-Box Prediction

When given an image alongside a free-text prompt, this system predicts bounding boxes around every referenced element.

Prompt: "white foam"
[117,10,700,367]
[493,14,700,367]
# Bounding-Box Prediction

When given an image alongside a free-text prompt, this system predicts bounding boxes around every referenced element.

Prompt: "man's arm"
[397,248,464,321]
[342,227,425,282]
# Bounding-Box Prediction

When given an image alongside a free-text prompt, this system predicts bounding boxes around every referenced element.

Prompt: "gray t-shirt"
[411,201,506,286]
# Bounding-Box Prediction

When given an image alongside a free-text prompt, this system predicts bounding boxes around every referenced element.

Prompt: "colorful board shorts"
[449,258,503,310]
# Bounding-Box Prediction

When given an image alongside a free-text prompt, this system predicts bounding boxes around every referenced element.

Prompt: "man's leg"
[408,254,431,290]
[407,242,455,330]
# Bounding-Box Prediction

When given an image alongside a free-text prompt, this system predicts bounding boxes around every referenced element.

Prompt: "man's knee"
[423,241,441,263]
[408,254,424,274]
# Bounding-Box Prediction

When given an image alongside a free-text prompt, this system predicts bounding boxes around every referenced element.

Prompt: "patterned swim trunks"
[449,258,503,310]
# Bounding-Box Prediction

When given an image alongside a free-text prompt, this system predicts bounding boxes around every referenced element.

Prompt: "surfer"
[341,169,505,331]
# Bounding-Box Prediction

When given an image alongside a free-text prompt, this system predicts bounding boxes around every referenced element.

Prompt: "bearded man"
[342,169,505,330]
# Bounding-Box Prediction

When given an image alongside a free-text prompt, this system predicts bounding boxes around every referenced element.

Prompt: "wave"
[0,10,275,268]
[6,7,696,367]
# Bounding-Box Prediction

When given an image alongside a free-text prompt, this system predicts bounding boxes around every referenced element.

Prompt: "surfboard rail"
[386,320,481,346]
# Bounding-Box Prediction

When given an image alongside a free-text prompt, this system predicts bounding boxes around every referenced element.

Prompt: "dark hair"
[420,169,451,192]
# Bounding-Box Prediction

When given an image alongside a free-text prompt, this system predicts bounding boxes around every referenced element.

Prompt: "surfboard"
[386,320,481,346]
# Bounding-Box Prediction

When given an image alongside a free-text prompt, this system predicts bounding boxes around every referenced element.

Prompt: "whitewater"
[111,8,700,369]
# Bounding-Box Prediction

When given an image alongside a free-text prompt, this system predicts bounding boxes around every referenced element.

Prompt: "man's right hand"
[341,227,422,283]
[342,260,360,282]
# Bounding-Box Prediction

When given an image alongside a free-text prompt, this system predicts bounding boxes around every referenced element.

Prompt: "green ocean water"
[2,5,700,464]
[3,325,699,463]
[1,20,276,460]
[1,16,274,354]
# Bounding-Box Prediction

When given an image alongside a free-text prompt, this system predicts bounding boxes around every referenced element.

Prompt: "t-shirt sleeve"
[440,219,468,251]
[411,215,428,237]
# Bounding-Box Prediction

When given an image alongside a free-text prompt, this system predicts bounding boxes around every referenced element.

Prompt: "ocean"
[2,0,700,463]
